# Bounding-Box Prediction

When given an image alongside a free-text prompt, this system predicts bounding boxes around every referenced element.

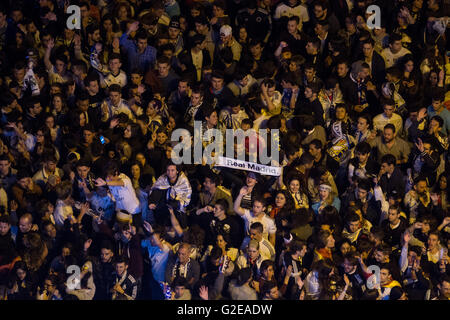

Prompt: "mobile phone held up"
[99,135,105,144]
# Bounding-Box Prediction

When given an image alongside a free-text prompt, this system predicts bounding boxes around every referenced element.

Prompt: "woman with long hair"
[202,233,239,264]
[432,172,450,212]
[50,93,69,127]
[31,126,60,167]
[7,261,38,300]
[21,233,48,276]
[287,176,309,210]
[399,54,422,101]
[122,122,144,153]
[311,183,341,216]
[130,161,143,191]
[313,229,335,262]
[100,14,121,47]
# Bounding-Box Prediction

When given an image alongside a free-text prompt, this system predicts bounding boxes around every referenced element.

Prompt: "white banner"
[215,156,281,176]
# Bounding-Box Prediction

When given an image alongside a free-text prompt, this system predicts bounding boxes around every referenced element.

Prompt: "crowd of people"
[0,0,449,301]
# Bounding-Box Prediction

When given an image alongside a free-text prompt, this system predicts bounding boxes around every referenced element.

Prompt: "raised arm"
[234,186,249,216]
[44,38,55,72]
[120,21,139,52]
[168,207,184,237]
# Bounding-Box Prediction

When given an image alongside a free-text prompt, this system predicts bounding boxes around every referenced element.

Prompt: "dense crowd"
[0,0,449,301]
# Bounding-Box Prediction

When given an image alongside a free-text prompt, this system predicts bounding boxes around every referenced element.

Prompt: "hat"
[169,19,180,29]
[220,25,232,37]
[247,172,259,180]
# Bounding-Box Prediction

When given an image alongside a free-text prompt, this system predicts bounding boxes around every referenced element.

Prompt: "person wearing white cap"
[216,24,242,62]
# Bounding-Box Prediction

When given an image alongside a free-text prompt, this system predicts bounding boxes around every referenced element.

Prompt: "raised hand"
[403,231,411,245]
[239,186,249,196]
[47,38,55,50]
[143,220,153,233]
[199,285,209,300]
[128,21,139,34]
[415,138,424,153]
[109,118,120,129]
[95,178,107,187]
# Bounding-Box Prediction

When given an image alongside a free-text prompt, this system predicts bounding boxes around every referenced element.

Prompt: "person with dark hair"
[229,267,257,300]
[378,154,406,199]
[409,136,441,187]
[431,275,450,300]
[94,161,141,224]
[381,204,408,248]
[360,38,386,87]
[317,77,344,125]
[341,178,382,227]
[299,82,324,127]
[373,98,403,136]
[235,0,272,43]
[235,188,276,247]
[204,70,234,110]
[90,49,128,89]
[148,162,191,227]
[110,256,138,300]
[381,33,412,68]
[347,142,378,184]
[119,21,157,73]
[310,0,340,36]
[399,232,430,300]
[341,211,366,245]
[427,88,450,135]
[300,115,327,147]
[278,240,308,298]
[367,123,411,164]
[353,114,372,144]
[240,222,276,262]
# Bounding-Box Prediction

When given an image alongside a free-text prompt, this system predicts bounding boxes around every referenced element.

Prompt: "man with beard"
[93,241,115,300]
[167,78,191,122]
[309,0,340,36]
[367,124,411,165]
[404,177,432,224]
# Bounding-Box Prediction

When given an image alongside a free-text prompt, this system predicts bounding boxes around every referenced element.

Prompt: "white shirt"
[53,200,74,228]
[242,209,276,240]
[274,2,309,30]
[381,47,411,68]
[108,173,140,214]
[372,113,403,134]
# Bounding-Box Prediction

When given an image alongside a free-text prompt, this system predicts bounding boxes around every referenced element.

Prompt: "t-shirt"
[108,173,140,214]
[141,239,170,283]
[242,209,276,240]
